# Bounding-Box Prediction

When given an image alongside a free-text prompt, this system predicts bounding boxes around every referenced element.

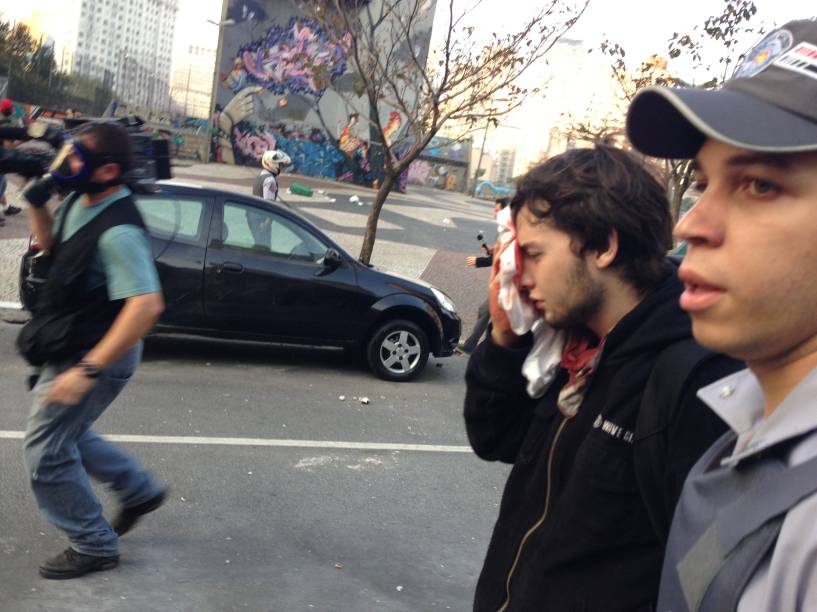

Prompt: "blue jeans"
[23,343,163,556]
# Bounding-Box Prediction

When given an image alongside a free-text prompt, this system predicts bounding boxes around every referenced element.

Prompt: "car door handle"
[216,262,244,274]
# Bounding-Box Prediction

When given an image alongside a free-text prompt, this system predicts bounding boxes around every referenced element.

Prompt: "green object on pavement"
[289,182,313,197]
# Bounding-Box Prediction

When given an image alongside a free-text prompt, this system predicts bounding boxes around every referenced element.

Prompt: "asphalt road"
[0,323,510,611]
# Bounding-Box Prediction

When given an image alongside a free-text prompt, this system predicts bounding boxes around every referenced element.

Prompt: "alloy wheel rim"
[379,330,422,374]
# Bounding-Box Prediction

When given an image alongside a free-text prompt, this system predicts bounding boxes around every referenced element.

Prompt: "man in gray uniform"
[627,19,817,611]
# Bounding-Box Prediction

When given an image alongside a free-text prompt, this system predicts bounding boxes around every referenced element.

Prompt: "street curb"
[0,301,27,324]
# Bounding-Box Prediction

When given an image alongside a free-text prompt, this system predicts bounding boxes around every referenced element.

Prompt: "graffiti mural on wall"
[407,159,432,185]
[213,14,378,186]
[231,121,346,180]
[223,18,351,98]
[475,180,515,200]
[213,2,432,190]
[406,135,471,192]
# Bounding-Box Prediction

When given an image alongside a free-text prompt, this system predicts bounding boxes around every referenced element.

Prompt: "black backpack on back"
[634,338,725,541]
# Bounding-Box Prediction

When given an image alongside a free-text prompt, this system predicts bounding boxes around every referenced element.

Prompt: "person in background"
[253,149,291,203]
[0,98,22,224]
[458,198,509,355]
[247,149,292,248]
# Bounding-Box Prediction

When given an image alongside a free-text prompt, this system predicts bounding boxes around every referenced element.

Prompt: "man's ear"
[93,162,121,183]
[592,229,619,270]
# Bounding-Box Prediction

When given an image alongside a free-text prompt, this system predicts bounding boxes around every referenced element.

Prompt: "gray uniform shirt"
[253,170,278,202]
[693,367,817,611]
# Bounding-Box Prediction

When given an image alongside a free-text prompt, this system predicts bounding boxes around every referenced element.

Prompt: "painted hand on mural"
[217,86,263,164]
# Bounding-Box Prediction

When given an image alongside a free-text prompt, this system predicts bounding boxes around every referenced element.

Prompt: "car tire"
[366,319,429,382]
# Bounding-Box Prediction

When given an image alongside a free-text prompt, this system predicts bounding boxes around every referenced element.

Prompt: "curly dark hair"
[511,144,672,292]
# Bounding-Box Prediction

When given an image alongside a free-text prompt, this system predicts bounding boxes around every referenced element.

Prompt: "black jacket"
[464,269,742,612]
[475,254,493,268]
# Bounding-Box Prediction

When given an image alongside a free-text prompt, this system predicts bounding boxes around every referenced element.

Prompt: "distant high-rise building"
[64,0,179,110]
[170,44,216,118]
[491,149,517,185]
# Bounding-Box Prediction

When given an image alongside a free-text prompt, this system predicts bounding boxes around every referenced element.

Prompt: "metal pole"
[471,120,491,196]
[184,65,191,116]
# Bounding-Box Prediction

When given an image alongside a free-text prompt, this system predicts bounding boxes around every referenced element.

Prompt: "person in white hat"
[253,149,291,203]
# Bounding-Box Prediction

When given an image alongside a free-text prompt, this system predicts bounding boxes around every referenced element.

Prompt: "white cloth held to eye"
[494,206,565,398]
[495,206,536,335]
[523,320,565,399]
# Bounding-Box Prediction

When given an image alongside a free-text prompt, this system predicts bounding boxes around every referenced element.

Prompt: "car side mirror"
[316,248,343,276]
[325,248,343,267]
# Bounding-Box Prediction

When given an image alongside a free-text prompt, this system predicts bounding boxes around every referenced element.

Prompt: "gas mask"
[23,139,127,208]
[49,139,125,194]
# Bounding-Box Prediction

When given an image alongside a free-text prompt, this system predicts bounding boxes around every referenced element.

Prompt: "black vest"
[17,193,148,365]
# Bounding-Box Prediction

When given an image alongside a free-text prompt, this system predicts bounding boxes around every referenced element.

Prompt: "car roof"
[151,180,356,262]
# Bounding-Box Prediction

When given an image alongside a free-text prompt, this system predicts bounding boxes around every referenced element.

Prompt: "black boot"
[39,548,119,580]
[112,489,168,537]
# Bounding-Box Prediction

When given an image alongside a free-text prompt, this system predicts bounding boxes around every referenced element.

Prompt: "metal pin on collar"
[719,385,736,399]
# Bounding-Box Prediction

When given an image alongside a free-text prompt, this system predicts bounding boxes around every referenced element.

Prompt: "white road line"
[0,431,471,454]
[0,301,22,310]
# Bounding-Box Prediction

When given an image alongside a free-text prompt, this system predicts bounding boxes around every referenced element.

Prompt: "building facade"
[68,0,179,111]
[490,148,517,184]
[170,44,217,118]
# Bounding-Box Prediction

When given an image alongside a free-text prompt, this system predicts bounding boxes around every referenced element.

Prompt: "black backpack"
[634,338,720,541]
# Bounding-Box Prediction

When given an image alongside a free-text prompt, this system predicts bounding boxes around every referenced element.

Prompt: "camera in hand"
[0,115,172,184]
[477,231,491,256]
[8,115,174,209]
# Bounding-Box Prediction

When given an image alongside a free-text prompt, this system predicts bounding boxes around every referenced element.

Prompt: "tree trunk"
[671,183,684,224]
[669,160,694,222]
[358,172,396,264]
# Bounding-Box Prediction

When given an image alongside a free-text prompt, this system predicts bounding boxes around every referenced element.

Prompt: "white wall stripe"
[0,431,471,454]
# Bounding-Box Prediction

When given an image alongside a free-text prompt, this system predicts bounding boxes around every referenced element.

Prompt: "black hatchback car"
[21,181,460,381]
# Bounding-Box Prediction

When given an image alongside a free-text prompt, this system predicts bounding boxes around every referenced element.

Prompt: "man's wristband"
[75,360,102,379]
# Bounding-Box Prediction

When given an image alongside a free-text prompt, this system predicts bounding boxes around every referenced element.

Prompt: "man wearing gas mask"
[17,121,167,579]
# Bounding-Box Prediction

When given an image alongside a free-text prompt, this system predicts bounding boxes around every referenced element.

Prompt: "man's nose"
[518,257,534,289]
[674,191,725,249]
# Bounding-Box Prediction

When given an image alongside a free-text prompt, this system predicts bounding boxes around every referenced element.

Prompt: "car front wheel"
[366,319,429,382]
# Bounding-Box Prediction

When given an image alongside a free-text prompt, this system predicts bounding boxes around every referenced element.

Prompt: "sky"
[426,0,811,171]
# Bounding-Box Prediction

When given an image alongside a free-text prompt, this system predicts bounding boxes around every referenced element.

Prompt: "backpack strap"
[49,192,81,255]
[635,338,713,540]
[680,445,817,612]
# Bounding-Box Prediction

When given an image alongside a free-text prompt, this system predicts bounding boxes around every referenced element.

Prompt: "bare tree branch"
[298,0,587,263]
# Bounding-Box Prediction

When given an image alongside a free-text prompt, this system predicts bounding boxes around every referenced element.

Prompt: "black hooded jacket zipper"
[497,416,570,612]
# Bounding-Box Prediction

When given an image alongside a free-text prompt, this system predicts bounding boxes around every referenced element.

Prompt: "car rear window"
[136,196,206,245]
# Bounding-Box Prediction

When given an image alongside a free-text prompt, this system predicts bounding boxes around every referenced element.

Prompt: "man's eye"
[688,180,707,195]
[747,177,780,196]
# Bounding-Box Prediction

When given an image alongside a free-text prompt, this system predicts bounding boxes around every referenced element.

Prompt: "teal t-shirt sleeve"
[97,225,161,300]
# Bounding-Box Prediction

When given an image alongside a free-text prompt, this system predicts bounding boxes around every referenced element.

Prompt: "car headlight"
[431,288,456,314]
